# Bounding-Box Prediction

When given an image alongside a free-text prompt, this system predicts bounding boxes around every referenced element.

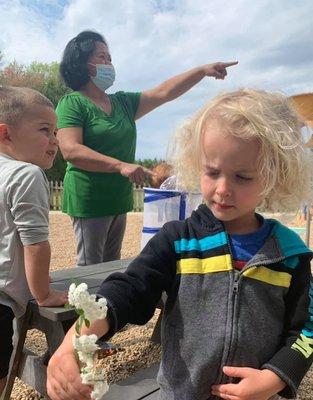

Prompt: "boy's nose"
[216,178,232,197]
[50,134,59,146]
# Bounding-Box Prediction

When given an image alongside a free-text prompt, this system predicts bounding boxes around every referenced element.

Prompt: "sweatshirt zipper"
[221,255,286,380]
[233,271,240,293]
[211,234,238,393]
[241,255,285,273]
[220,234,285,385]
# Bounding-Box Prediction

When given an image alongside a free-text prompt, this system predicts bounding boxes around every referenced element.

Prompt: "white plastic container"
[141,187,202,249]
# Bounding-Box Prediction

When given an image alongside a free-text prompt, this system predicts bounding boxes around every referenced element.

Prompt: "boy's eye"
[205,170,219,177]
[236,175,253,181]
[40,127,56,137]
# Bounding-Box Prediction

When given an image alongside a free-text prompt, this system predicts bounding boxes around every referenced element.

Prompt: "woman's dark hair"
[60,31,107,90]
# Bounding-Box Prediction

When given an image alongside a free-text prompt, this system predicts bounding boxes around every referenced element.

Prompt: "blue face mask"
[89,64,115,92]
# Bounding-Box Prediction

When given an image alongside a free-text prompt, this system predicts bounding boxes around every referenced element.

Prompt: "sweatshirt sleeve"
[97,223,177,335]
[262,256,313,398]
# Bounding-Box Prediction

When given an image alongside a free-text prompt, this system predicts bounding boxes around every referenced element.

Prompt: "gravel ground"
[10,212,312,399]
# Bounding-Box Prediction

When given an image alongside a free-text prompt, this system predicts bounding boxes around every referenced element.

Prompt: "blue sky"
[1,0,313,159]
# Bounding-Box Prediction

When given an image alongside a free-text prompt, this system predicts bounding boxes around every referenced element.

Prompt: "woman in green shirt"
[57,30,237,266]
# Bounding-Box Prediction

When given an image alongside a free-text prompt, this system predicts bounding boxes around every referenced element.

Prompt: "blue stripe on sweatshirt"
[271,221,312,266]
[174,232,227,254]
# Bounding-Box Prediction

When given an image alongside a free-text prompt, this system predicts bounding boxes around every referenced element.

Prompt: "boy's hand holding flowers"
[68,283,108,400]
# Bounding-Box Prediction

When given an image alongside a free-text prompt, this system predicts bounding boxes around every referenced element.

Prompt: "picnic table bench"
[2,258,161,400]
[103,362,160,400]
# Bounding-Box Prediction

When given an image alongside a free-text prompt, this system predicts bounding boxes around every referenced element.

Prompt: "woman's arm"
[135,61,238,119]
[58,127,153,185]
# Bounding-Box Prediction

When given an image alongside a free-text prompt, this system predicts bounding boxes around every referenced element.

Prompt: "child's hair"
[0,85,53,125]
[169,88,312,212]
[149,162,173,188]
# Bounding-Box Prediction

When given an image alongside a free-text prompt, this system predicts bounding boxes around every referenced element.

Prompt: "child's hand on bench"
[37,289,68,307]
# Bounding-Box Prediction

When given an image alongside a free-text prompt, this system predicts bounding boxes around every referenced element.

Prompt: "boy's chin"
[209,208,234,222]
[44,162,54,170]
[39,160,54,170]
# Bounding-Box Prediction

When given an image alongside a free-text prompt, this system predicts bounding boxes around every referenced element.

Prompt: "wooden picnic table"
[2,258,160,400]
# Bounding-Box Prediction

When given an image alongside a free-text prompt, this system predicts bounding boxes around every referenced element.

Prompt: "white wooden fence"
[49,181,145,212]
[49,182,312,246]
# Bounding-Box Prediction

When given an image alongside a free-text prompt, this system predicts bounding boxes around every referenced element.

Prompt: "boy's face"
[200,120,265,234]
[5,104,58,169]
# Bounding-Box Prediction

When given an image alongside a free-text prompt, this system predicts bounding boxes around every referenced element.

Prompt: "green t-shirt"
[56,91,141,217]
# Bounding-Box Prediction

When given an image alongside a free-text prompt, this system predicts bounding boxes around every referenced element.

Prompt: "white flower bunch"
[81,367,109,399]
[69,283,108,324]
[68,283,109,400]
[73,334,99,367]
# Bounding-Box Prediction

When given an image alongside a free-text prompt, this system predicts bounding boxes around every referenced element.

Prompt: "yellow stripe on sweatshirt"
[177,254,232,274]
[243,266,291,287]
[292,334,313,358]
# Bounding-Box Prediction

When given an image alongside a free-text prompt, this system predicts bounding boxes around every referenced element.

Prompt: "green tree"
[0,60,44,90]
[27,61,70,107]
[0,59,70,107]
[136,158,163,169]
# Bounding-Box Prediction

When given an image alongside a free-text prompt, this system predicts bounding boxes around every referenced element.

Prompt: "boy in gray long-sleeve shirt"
[0,86,68,395]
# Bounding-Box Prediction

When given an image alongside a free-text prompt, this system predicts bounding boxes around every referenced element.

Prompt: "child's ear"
[0,124,12,144]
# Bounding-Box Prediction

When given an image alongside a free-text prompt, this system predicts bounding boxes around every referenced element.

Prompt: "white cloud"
[0,0,312,158]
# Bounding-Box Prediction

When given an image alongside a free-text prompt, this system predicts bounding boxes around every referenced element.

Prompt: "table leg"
[16,318,76,398]
[42,318,75,355]
[2,305,32,400]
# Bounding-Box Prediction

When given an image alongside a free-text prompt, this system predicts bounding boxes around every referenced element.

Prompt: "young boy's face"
[6,104,58,169]
[200,119,265,234]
